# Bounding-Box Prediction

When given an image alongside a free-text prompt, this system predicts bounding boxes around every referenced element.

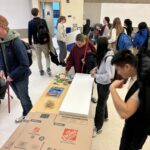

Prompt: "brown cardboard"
[1,112,93,150]
[31,80,70,114]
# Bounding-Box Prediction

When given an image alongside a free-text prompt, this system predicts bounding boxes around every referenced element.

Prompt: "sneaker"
[47,68,52,76]
[92,127,102,138]
[15,116,25,123]
[40,70,44,76]
[91,97,97,103]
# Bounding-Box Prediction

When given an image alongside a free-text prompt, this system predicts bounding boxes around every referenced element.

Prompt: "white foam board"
[59,73,94,118]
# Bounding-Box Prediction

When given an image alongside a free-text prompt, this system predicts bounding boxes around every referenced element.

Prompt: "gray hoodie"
[96,50,115,85]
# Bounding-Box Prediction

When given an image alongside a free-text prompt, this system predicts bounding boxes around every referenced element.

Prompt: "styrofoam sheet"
[59,73,94,117]
[66,29,81,44]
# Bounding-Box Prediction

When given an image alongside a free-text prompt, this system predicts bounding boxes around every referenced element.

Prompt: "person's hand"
[110,79,125,89]
[0,70,5,78]
[81,58,85,64]
[7,76,13,82]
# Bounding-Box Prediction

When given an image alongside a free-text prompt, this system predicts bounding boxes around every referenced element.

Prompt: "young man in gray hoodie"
[0,15,32,122]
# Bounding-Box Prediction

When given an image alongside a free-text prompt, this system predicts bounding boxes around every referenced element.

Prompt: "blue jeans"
[10,77,32,116]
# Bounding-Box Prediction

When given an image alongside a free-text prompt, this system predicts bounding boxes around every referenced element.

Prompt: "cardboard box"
[1,112,93,150]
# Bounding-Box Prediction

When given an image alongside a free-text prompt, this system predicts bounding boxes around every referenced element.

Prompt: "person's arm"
[9,38,30,81]
[65,48,75,73]
[109,80,140,119]
[28,21,32,45]
[132,33,139,48]
[58,23,66,42]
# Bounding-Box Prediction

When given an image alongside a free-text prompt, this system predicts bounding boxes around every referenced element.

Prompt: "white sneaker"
[92,127,102,138]
[15,116,25,123]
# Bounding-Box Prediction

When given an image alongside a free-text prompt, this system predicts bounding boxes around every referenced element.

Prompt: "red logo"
[33,127,40,133]
[61,128,78,142]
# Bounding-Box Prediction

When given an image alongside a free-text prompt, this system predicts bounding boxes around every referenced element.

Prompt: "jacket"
[56,23,66,42]
[133,29,149,50]
[66,42,96,73]
[96,50,115,85]
[0,29,31,82]
[28,17,49,45]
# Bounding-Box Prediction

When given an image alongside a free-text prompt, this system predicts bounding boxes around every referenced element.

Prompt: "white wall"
[61,0,84,28]
[100,3,150,27]
[0,0,32,29]
[31,0,39,8]
[84,3,101,26]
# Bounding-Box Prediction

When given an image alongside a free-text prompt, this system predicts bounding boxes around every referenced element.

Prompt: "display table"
[59,73,94,117]
[31,80,70,114]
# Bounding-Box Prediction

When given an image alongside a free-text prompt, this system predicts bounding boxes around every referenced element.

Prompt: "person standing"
[91,37,115,137]
[110,50,149,150]
[0,15,32,122]
[28,8,52,76]
[56,16,67,67]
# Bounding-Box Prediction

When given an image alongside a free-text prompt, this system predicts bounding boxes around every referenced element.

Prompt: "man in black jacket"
[110,50,149,150]
[28,8,51,76]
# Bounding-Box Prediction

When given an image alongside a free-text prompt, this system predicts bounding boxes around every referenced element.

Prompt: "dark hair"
[56,16,66,28]
[124,19,133,36]
[96,37,109,67]
[111,50,137,68]
[104,17,110,24]
[31,8,39,17]
[76,34,86,42]
[138,22,148,30]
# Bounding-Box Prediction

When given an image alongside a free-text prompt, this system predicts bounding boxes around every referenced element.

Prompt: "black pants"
[119,122,148,150]
[0,78,6,99]
[94,83,110,130]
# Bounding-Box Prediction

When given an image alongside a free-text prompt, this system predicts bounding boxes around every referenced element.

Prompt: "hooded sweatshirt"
[96,50,115,85]
[0,29,31,81]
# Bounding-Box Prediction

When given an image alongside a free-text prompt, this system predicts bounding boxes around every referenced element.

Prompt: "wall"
[85,0,150,3]
[100,3,150,27]
[61,0,84,28]
[0,0,32,29]
[84,2,101,26]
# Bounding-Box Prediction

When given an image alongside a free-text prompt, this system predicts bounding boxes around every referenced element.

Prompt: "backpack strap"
[125,80,139,102]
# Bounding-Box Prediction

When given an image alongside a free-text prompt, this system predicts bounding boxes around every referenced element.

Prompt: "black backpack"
[37,19,50,44]
[137,48,150,134]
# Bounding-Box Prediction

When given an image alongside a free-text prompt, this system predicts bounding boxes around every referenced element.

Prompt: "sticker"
[33,127,40,133]
[61,128,78,142]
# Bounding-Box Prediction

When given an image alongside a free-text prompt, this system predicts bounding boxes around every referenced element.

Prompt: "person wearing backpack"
[0,15,32,122]
[56,16,67,67]
[90,37,115,137]
[133,22,149,51]
[110,50,149,150]
[28,8,52,76]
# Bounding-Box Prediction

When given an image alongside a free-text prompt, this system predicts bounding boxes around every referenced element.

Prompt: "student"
[56,16,67,67]
[100,16,111,38]
[108,17,124,49]
[110,50,149,150]
[91,37,115,137]
[28,8,52,76]
[65,33,96,74]
[0,15,32,122]
[124,19,133,37]
[133,22,149,50]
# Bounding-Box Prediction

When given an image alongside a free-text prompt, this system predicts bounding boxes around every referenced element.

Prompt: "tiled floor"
[0,50,150,150]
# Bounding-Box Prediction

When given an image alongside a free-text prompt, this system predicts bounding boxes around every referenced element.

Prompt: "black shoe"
[91,97,97,103]
[60,62,66,67]
[40,70,44,76]
[47,68,52,76]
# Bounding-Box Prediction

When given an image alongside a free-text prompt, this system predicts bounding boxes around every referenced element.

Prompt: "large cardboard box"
[1,112,93,150]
